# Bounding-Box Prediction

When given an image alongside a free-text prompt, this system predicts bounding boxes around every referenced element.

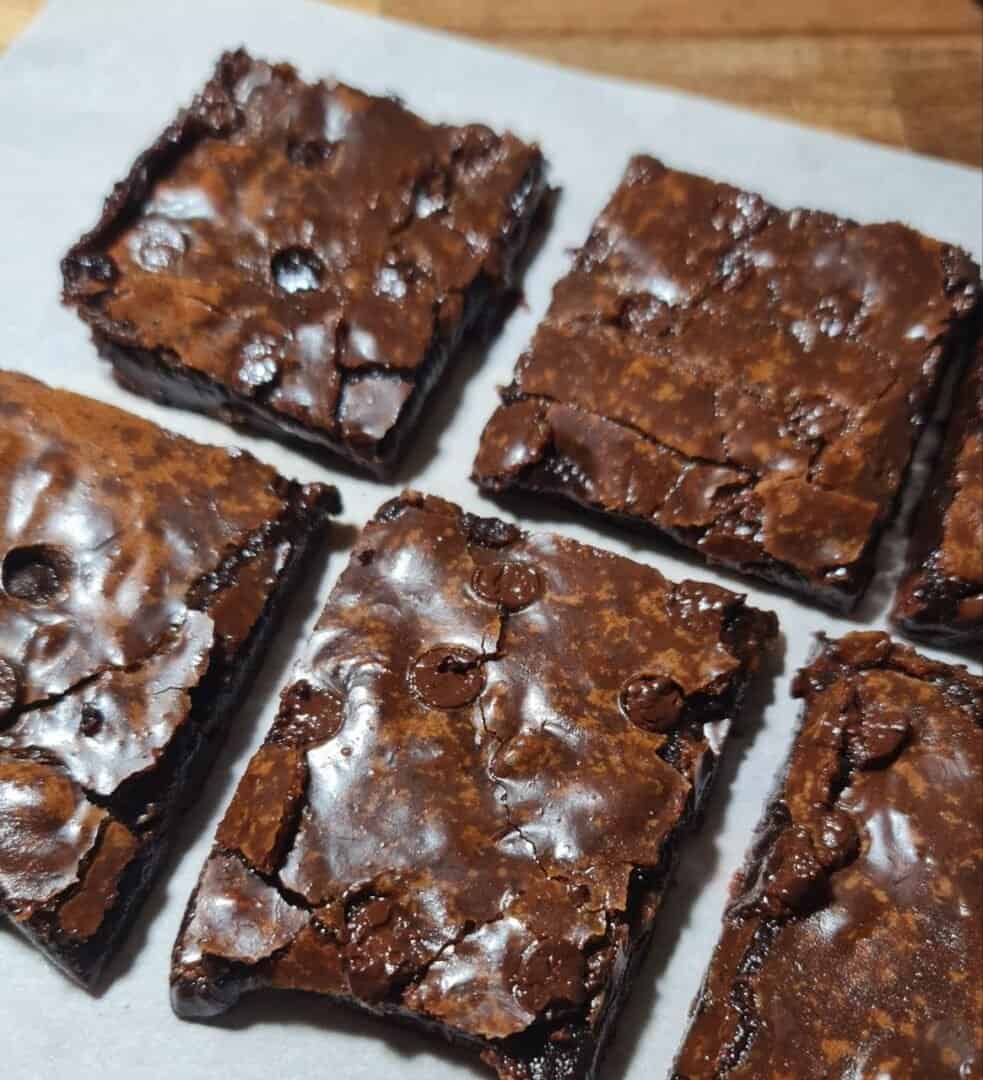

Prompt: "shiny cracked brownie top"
[0,371,333,969]
[474,156,981,609]
[172,492,776,1072]
[63,49,544,471]
[673,632,983,1079]
[893,341,983,646]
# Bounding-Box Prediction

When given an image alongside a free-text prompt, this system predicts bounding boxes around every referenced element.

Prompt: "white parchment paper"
[0,2,980,1077]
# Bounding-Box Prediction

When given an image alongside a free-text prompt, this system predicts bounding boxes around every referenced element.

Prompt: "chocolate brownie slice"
[63,49,548,477]
[474,157,980,611]
[0,371,337,986]
[170,491,776,1079]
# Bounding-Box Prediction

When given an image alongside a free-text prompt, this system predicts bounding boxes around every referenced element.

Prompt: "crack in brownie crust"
[61,49,548,477]
[672,631,983,1079]
[473,157,981,610]
[893,339,983,646]
[0,371,338,986]
[170,491,776,1079]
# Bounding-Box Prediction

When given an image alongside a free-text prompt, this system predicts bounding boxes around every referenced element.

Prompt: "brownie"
[672,631,983,1079]
[62,49,548,478]
[0,371,338,987]
[893,339,982,646]
[170,491,776,1079]
[473,156,981,611]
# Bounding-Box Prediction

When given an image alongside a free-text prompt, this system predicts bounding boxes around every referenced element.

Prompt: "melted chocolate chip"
[2,544,71,605]
[78,704,104,738]
[619,676,684,732]
[269,680,343,750]
[808,807,859,868]
[744,826,830,919]
[472,562,542,611]
[461,512,522,549]
[409,645,486,709]
[286,137,335,166]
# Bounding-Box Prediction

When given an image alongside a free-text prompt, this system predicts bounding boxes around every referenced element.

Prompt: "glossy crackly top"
[172,491,775,1078]
[893,342,983,645]
[0,371,325,966]
[673,632,983,1080]
[63,49,544,470]
[474,156,981,609]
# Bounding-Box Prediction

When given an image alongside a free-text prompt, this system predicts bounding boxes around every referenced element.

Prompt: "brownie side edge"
[892,336,983,647]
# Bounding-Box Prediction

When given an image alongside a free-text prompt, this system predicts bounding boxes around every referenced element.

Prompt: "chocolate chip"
[747,826,827,918]
[2,544,71,605]
[286,138,335,166]
[809,807,859,869]
[461,512,521,549]
[472,562,541,611]
[271,247,323,293]
[620,676,684,732]
[0,658,19,721]
[351,897,392,931]
[79,704,104,738]
[409,645,485,709]
[269,680,343,749]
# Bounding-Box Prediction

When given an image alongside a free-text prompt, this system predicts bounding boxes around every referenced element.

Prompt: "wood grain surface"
[0,0,980,166]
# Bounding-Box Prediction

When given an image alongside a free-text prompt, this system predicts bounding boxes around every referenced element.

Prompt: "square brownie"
[474,156,981,611]
[62,49,547,477]
[893,340,982,647]
[170,491,776,1079]
[0,371,337,986]
[672,632,982,1079]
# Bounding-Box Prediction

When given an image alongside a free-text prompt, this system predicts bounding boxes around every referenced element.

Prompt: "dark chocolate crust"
[672,631,983,1079]
[0,371,338,986]
[473,156,981,611]
[892,339,983,646]
[61,49,548,478]
[170,491,776,1080]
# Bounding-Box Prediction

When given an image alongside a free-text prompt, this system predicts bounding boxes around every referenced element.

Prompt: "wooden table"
[1,0,980,167]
